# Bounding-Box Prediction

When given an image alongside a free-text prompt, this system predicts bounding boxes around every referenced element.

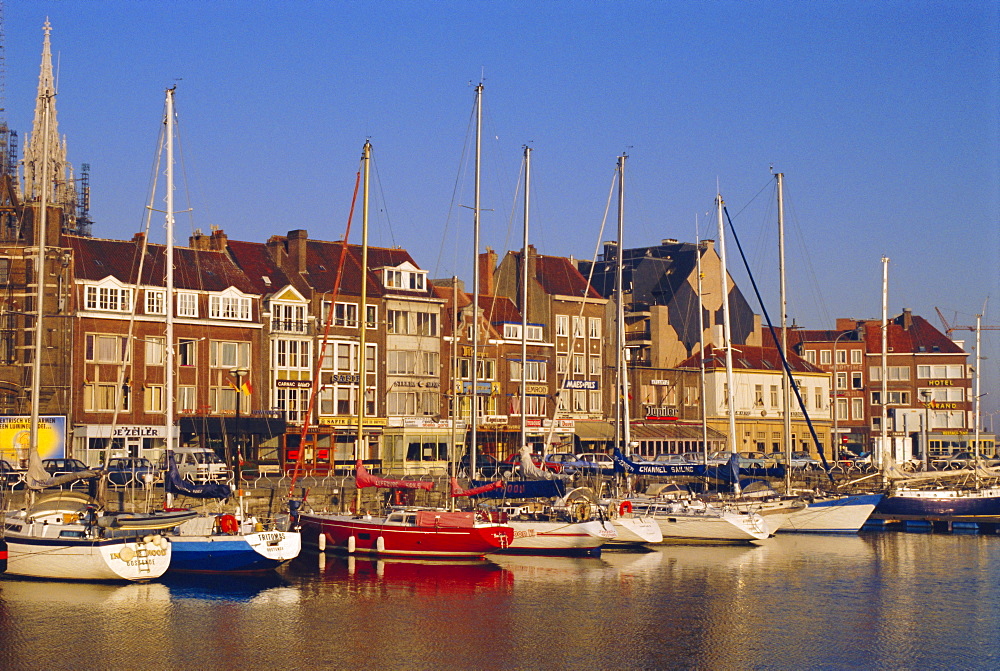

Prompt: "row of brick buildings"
[0,22,991,475]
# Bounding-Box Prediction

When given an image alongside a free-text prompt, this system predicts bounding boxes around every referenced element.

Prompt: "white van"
[161,447,229,482]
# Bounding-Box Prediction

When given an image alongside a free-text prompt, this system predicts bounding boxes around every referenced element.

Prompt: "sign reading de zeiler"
[563,380,598,390]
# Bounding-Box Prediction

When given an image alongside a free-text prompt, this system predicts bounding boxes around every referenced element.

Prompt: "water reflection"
[1,533,998,669]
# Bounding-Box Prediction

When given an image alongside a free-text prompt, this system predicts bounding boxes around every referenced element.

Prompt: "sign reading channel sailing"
[0,415,67,463]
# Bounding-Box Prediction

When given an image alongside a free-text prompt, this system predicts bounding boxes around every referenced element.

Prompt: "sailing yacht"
[152,87,300,572]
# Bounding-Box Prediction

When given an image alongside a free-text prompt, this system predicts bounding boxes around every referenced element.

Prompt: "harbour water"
[1,531,998,669]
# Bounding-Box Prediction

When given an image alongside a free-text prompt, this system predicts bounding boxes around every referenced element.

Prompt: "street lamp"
[230,367,250,478]
[921,389,931,471]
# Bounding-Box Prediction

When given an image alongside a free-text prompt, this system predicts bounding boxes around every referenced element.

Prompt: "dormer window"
[382,263,427,291]
[209,288,252,321]
[84,280,132,313]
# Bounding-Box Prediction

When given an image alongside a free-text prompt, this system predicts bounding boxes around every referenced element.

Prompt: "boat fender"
[576,502,590,522]
[376,536,385,553]
[619,500,633,516]
[347,535,356,554]
[318,533,327,552]
[218,514,239,535]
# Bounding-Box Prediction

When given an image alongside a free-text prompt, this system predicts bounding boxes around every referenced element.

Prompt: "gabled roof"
[860,314,965,355]
[66,233,258,294]
[532,253,602,299]
[676,344,823,374]
[477,294,522,324]
[226,239,293,296]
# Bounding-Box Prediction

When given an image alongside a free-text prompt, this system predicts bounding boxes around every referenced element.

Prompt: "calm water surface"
[1,531,998,670]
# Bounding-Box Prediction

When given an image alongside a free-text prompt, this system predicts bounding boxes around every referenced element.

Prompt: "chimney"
[479,247,497,296]
[287,229,308,274]
[209,228,228,252]
[189,228,210,250]
[266,235,287,266]
[527,244,538,285]
[901,308,913,331]
[661,238,678,246]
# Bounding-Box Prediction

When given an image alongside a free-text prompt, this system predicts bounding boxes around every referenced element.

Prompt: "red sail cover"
[355,461,435,491]
[450,477,504,498]
[415,510,477,528]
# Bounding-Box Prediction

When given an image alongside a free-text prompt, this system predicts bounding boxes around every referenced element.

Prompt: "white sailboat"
[3,60,172,580]
[155,87,300,572]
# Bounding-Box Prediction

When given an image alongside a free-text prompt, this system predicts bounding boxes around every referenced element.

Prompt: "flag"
[241,381,252,395]
[226,377,239,392]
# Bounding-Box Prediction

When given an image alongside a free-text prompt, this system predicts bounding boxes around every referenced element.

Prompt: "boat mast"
[880,256,890,476]
[520,145,530,454]
[974,312,982,489]
[696,226,708,465]
[354,140,371,512]
[616,155,630,454]
[716,193,737,458]
[777,172,792,492]
[470,83,482,475]
[26,91,52,490]
[164,87,176,507]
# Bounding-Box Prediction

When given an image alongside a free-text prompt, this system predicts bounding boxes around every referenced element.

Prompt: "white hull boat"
[502,518,616,555]
[603,502,663,545]
[3,492,172,581]
[736,494,882,534]
[628,499,771,543]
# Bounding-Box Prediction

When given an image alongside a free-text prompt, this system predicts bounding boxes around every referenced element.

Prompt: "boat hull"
[608,515,664,545]
[299,512,513,558]
[168,530,301,573]
[499,519,616,555]
[873,488,1000,519]
[3,532,171,581]
[754,495,882,534]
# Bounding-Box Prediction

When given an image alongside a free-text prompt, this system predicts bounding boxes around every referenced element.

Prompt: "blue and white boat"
[167,513,301,573]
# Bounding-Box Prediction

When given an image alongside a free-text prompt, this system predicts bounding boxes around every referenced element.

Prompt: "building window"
[820,350,831,365]
[804,350,816,364]
[754,384,764,406]
[333,302,359,328]
[871,390,910,405]
[178,386,196,413]
[836,372,847,390]
[556,355,568,374]
[85,334,130,364]
[590,356,601,376]
[851,397,864,420]
[573,316,584,338]
[85,284,132,313]
[274,339,311,369]
[84,383,130,412]
[815,388,824,410]
[209,294,251,321]
[556,315,568,336]
[145,290,165,315]
[145,385,164,413]
[272,303,307,333]
[210,341,250,369]
[525,325,543,341]
[870,366,911,381]
[589,390,601,412]
[916,364,965,379]
[589,318,601,339]
[145,337,165,366]
[365,305,377,329]
[573,390,587,412]
[503,323,521,340]
[851,349,862,365]
[852,372,863,389]
[770,385,779,407]
[835,397,849,420]
[573,354,585,375]
[177,339,196,366]
[176,292,198,318]
[835,349,847,365]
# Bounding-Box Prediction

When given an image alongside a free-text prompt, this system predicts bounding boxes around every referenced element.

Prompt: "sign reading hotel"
[563,379,598,390]
[0,415,66,463]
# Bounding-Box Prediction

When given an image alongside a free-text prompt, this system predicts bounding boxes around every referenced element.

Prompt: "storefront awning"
[180,416,287,439]
[573,421,615,441]
[629,423,726,441]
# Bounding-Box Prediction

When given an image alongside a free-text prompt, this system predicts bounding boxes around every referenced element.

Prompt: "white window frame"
[176,292,198,318]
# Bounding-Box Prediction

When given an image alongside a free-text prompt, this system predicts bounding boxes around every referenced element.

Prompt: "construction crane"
[936,307,1000,337]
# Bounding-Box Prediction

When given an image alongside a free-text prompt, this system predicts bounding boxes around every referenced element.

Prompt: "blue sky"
[6,1,1000,417]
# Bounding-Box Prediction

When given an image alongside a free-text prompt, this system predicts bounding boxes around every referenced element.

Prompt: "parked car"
[543,453,579,474]
[499,452,553,474]
[706,451,737,466]
[574,452,614,470]
[106,456,157,486]
[0,458,24,487]
[932,451,976,470]
[653,453,695,465]
[459,454,501,477]
[770,451,821,469]
[41,458,90,476]
[737,451,771,468]
[158,447,229,482]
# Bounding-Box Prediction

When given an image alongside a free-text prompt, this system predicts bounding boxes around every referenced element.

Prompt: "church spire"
[21,18,73,216]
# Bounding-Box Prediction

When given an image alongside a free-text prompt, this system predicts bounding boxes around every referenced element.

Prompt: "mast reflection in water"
[2,533,999,669]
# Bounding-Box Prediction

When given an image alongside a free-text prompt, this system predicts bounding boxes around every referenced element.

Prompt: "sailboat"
[2,79,172,581]
[711,173,881,533]
[602,168,767,543]
[295,138,514,558]
[153,87,300,572]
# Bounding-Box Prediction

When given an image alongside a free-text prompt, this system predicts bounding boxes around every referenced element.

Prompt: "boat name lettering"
[512,529,536,538]
[258,532,285,543]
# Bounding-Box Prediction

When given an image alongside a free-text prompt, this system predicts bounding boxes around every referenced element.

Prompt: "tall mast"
[880,256,890,474]
[777,172,792,492]
[470,83,482,473]
[696,226,708,465]
[616,155,630,453]
[716,193,737,457]
[974,313,982,489]
[164,88,176,506]
[520,145,530,453]
[354,140,371,511]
